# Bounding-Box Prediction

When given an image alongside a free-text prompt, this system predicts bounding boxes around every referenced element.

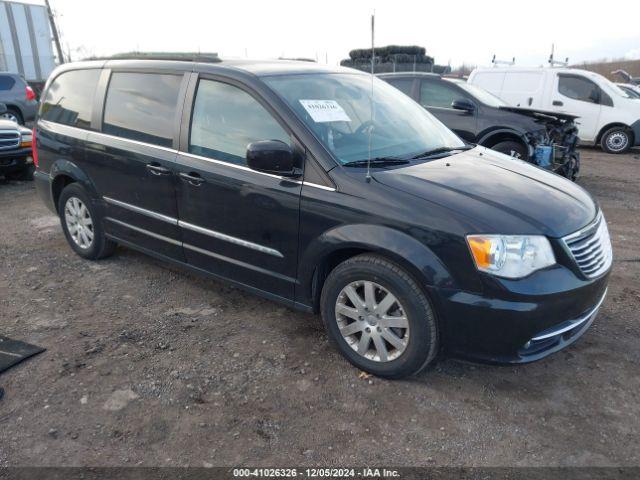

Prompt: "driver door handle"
[146,163,172,175]
[552,100,564,106]
[179,172,205,186]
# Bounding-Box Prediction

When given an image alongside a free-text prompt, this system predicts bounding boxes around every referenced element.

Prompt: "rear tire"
[491,140,529,160]
[0,107,23,125]
[320,254,438,379]
[58,183,116,260]
[600,127,632,154]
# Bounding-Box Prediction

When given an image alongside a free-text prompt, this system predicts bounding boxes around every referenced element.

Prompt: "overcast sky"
[45,0,640,68]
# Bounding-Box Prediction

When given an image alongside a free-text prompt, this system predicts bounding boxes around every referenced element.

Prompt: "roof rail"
[84,52,221,63]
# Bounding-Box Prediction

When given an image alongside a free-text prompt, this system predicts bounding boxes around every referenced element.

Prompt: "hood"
[498,106,578,122]
[0,118,20,130]
[373,147,596,238]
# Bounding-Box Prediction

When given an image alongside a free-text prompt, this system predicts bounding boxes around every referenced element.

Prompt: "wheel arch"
[299,224,455,313]
[2,103,23,121]
[478,128,529,150]
[596,122,634,145]
[50,160,99,213]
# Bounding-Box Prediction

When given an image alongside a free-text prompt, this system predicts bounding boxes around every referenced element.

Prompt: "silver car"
[0,73,38,125]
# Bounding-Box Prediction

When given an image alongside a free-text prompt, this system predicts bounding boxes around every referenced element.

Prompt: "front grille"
[0,130,20,150]
[563,213,613,278]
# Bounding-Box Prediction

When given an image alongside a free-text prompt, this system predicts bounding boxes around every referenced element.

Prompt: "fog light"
[25,156,33,164]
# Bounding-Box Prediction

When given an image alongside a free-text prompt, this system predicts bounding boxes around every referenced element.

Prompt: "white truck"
[0,0,57,86]
[468,67,640,154]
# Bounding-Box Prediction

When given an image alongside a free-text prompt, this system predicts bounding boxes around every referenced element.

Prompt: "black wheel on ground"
[600,126,632,154]
[57,183,116,260]
[320,254,438,379]
[6,164,34,181]
[0,107,23,125]
[491,140,529,160]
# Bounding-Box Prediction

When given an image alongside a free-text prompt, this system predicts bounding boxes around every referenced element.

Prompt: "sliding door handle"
[146,163,172,175]
[179,172,206,186]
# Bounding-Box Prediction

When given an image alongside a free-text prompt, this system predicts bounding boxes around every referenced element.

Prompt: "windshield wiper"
[343,157,410,167]
[411,145,473,160]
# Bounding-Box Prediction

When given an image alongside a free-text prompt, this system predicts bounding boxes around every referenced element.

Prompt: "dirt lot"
[1,148,639,467]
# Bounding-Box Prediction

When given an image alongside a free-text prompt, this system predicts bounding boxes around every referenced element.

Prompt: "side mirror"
[246,140,297,177]
[451,99,475,113]
[0,103,7,115]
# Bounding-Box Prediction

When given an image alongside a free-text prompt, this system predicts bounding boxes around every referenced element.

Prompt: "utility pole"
[44,0,65,64]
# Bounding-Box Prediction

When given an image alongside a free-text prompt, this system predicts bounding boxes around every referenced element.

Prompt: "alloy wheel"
[64,197,94,249]
[335,280,410,362]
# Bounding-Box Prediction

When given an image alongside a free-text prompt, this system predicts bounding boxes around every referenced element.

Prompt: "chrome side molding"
[103,196,283,258]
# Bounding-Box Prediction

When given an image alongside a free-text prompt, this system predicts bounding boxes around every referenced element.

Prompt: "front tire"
[600,127,632,154]
[320,254,438,379]
[58,183,116,260]
[491,140,529,160]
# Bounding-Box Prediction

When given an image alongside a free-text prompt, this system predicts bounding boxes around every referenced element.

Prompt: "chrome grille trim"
[0,130,20,150]
[563,213,613,279]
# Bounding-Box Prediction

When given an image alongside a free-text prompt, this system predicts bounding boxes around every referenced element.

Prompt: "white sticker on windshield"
[299,100,351,123]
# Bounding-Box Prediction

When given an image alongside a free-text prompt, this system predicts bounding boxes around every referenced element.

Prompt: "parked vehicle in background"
[0,73,38,124]
[379,72,580,179]
[33,57,611,378]
[468,67,640,154]
[616,83,640,99]
[0,0,58,91]
[0,102,33,179]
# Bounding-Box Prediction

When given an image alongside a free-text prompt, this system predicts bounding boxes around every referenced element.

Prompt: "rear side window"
[0,76,16,90]
[40,69,100,129]
[103,72,182,147]
[420,80,465,108]
[386,79,414,97]
[189,79,290,166]
[558,75,600,104]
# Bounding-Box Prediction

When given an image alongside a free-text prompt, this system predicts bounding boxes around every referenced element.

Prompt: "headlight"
[20,133,32,148]
[466,234,556,279]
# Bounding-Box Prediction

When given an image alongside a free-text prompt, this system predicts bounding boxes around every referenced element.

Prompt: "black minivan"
[33,57,612,378]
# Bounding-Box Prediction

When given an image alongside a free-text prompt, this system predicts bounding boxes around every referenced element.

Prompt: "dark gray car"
[0,73,38,124]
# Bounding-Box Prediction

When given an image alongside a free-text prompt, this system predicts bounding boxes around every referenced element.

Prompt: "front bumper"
[433,264,610,363]
[0,147,32,174]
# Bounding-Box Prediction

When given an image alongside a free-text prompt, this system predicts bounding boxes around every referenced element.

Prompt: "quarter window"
[0,75,16,90]
[103,72,182,147]
[40,69,100,129]
[558,75,600,104]
[189,80,290,166]
[419,81,466,109]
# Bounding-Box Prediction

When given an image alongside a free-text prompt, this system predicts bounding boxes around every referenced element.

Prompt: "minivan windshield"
[265,73,464,165]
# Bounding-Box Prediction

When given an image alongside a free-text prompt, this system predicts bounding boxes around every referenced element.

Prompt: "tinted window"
[189,80,290,166]
[420,80,466,108]
[103,73,182,147]
[387,79,414,97]
[0,75,16,90]
[558,75,600,104]
[40,69,100,129]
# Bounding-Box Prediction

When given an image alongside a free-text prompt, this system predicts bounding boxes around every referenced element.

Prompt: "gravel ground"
[0,148,639,467]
